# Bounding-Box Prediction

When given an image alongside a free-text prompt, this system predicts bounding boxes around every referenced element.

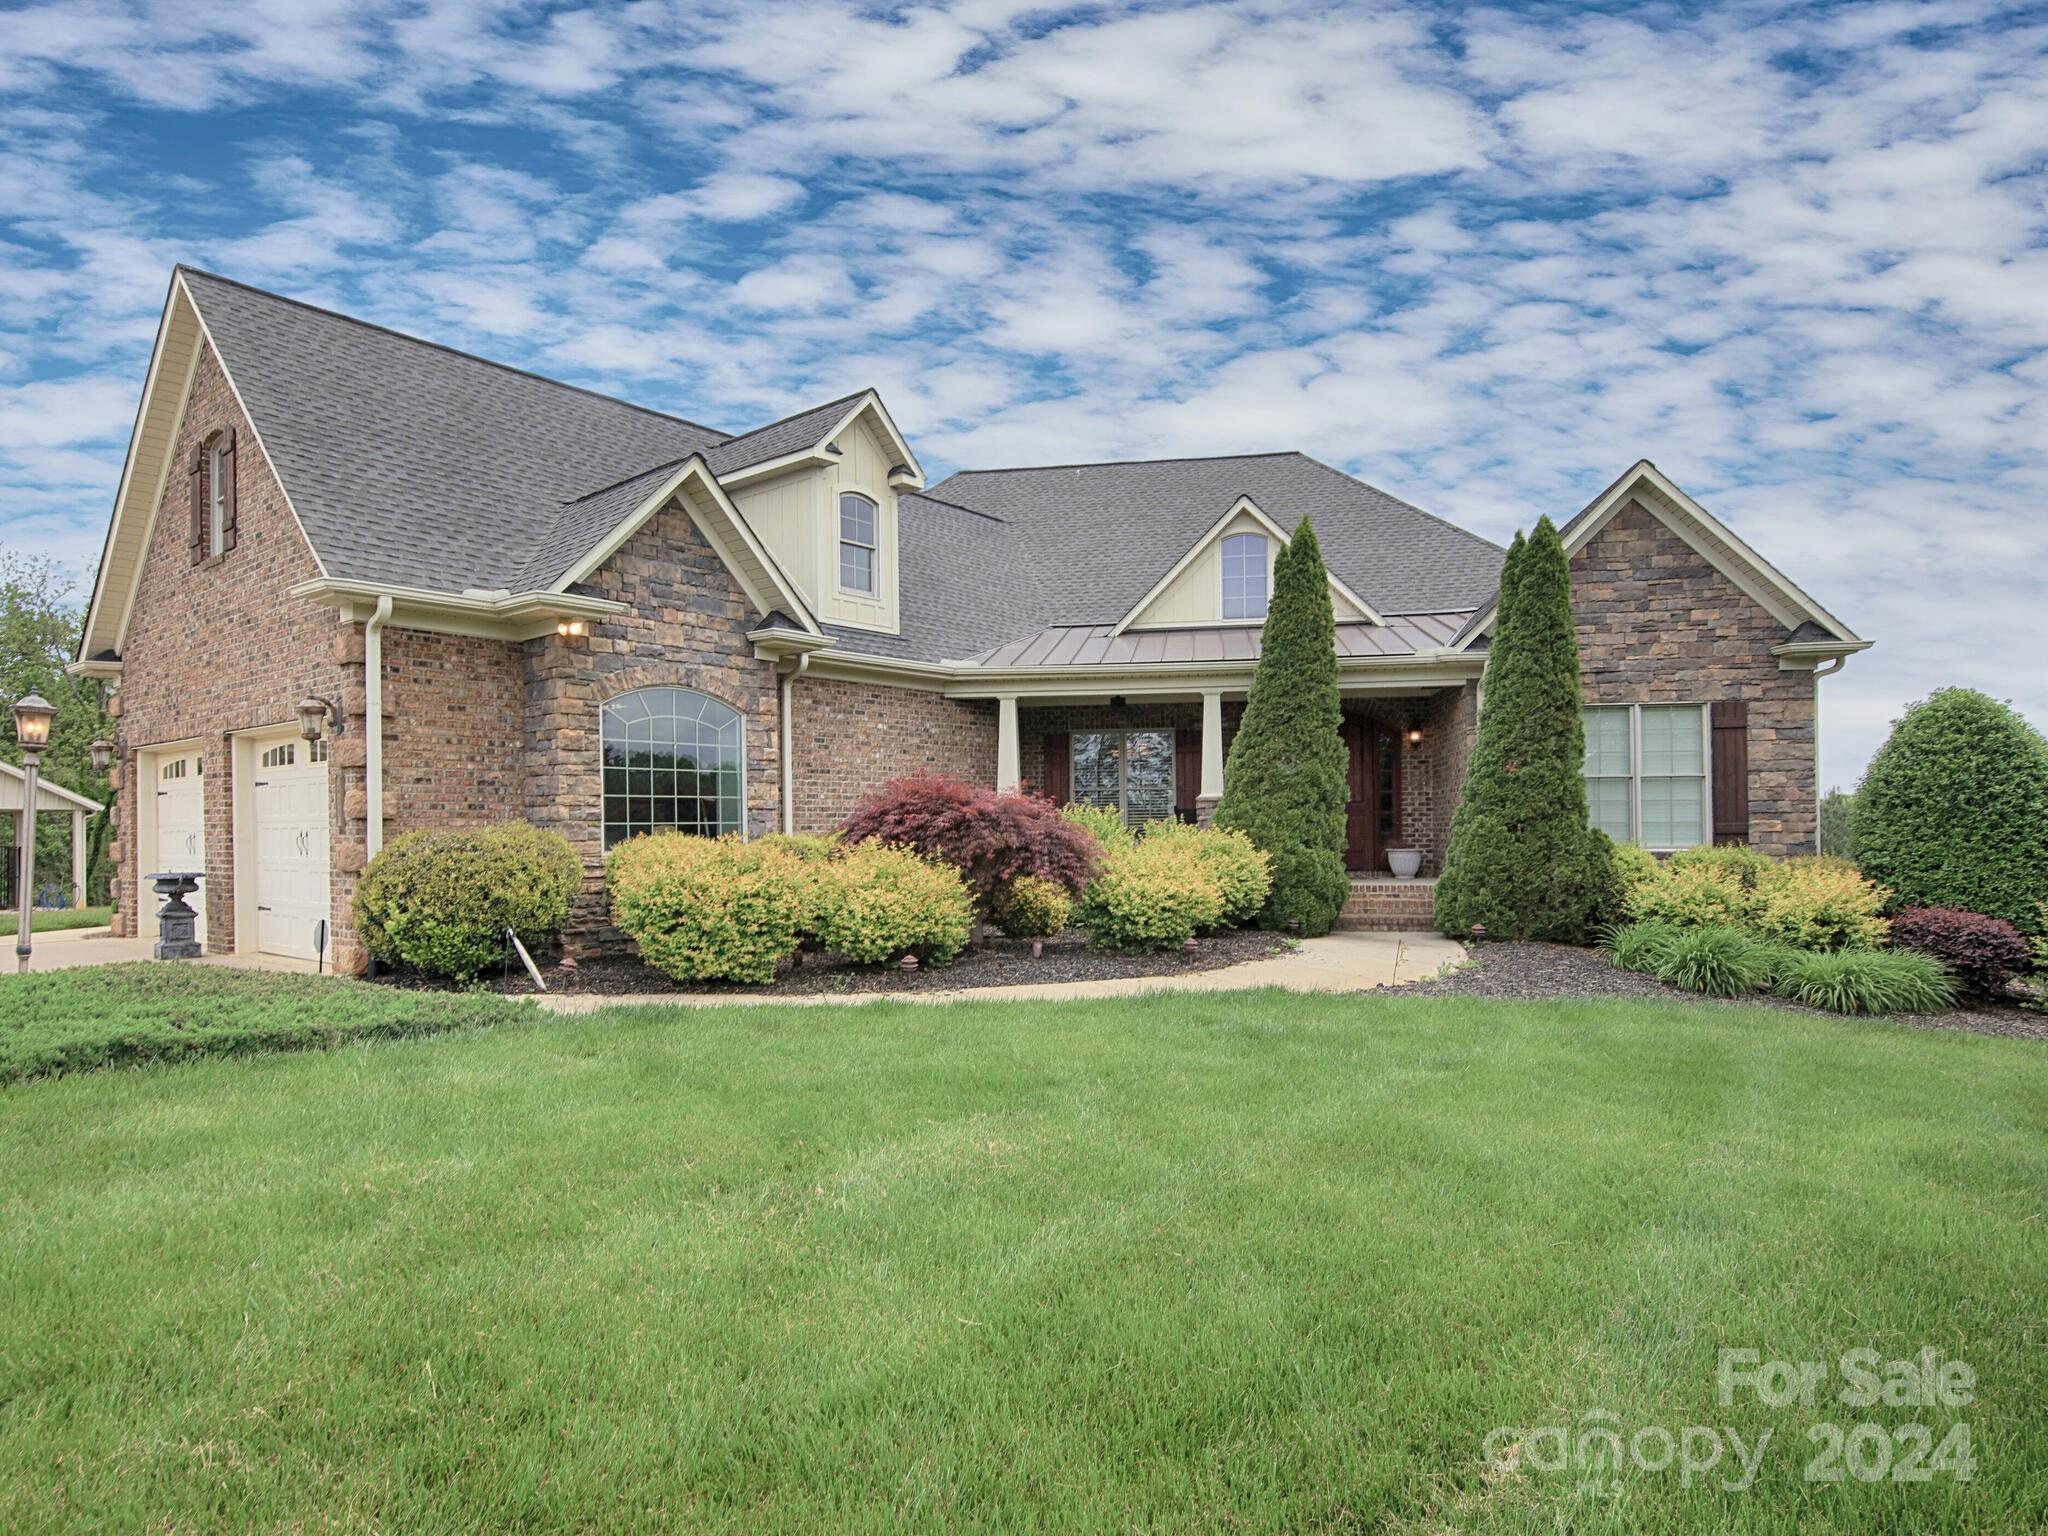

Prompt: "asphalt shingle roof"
[702,392,865,477]
[181,268,728,592]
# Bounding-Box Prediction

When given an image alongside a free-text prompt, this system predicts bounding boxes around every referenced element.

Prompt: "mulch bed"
[371,926,1286,998]
[1405,940,2048,1043]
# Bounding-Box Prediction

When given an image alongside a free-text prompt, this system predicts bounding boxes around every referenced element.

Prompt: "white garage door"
[251,738,330,961]
[153,750,206,944]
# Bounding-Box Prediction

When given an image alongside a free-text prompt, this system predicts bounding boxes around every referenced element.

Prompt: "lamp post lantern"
[12,691,56,973]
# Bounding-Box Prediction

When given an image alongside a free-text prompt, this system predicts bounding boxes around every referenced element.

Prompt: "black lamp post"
[12,692,56,973]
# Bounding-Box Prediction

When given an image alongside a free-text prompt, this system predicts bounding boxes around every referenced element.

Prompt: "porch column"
[996,694,1021,794]
[1197,689,1225,824]
[70,809,86,909]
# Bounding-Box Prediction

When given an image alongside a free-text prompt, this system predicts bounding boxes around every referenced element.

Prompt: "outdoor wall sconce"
[89,739,114,773]
[1407,726,1425,745]
[556,619,588,638]
[296,696,344,742]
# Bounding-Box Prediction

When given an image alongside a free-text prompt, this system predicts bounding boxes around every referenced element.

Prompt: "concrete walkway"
[535,929,1466,1014]
[13,927,322,974]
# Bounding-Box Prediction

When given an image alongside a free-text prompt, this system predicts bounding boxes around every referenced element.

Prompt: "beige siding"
[820,413,900,633]
[730,466,822,606]
[1127,509,1370,628]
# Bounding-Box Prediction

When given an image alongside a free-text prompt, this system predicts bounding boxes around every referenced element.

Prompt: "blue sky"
[2,0,2044,787]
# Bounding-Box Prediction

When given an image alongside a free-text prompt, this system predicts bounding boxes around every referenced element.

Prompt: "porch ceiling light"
[11,692,54,753]
[297,695,343,742]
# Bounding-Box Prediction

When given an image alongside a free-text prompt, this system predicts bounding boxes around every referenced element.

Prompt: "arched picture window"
[600,688,744,849]
[1220,532,1268,620]
[839,493,877,594]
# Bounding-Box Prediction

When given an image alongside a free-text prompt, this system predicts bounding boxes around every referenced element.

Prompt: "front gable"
[1116,497,1383,633]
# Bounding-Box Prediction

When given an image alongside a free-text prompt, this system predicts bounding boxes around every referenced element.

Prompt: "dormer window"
[1221,532,1268,620]
[839,492,877,594]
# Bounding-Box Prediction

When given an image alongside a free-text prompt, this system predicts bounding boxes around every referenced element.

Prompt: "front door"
[153,750,206,943]
[1341,719,1400,873]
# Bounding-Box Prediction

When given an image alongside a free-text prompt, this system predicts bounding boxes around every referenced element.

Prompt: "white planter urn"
[1386,848,1424,881]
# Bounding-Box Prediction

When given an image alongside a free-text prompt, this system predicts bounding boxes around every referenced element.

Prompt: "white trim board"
[1112,495,1385,636]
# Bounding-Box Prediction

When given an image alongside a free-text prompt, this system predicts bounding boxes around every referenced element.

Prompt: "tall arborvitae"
[1215,520,1351,934]
[1434,516,1615,941]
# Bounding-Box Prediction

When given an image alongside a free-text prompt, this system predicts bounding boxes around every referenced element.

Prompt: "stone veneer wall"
[522,498,781,942]
[789,677,996,833]
[1571,499,1817,856]
[107,340,356,956]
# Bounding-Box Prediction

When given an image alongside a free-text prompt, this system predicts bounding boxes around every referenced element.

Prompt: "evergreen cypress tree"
[1434,516,1615,941]
[1215,520,1350,934]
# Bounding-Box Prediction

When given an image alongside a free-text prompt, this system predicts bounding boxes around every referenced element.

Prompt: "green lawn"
[1,980,2043,1532]
[0,904,110,937]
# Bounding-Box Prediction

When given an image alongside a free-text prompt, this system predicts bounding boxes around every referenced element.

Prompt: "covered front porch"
[977,677,1478,878]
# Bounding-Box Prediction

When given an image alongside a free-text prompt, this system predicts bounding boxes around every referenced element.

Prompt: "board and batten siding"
[1126,508,1372,629]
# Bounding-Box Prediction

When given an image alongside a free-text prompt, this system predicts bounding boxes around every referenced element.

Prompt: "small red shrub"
[1889,906,2030,1000]
[840,773,1099,914]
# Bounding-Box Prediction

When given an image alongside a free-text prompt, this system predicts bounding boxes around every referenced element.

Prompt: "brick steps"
[1337,877,1440,932]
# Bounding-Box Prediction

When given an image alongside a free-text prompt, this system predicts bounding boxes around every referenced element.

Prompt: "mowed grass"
[0,904,111,937]
[1,987,2045,1532]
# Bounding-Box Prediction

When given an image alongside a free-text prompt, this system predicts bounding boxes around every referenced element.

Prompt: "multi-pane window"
[1583,704,1708,849]
[601,687,744,849]
[1070,730,1176,826]
[260,743,296,769]
[1220,532,1268,620]
[207,436,229,556]
[839,493,877,594]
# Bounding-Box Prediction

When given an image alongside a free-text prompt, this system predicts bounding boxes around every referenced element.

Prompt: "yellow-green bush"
[996,874,1072,939]
[354,821,581,981]
[754,831,839,863]
[1753,857,1891,951]
[1077,840,1226,952]
[1626,860,1762,930]
[1610,841,1664,906]
[1667,843,1773,889]
[1060,802,1134,854]
[1142,821,1274,926]
[815,840,974,965]
[607,834,814,985]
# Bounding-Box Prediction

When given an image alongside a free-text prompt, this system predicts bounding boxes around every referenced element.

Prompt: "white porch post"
[1199,689,1225,802]
[70,809,86,909]
[996,695,1021,794]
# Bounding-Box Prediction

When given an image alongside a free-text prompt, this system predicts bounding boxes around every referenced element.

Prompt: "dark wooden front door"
[1342,719,1401,873]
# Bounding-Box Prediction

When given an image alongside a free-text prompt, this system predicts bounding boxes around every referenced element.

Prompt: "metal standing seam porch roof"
[963,612,1476,668]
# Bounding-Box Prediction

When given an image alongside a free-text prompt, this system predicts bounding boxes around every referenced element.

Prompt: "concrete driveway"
[14,926,322,975]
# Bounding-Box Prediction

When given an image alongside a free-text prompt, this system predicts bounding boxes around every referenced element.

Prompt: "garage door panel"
[154,751,206,944]
[250,740,330,961]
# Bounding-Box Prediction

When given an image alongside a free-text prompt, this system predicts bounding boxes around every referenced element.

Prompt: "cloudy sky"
[2,0,2043,785]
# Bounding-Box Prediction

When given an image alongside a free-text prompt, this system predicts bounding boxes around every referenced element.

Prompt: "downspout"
[778,653,810,834]
[364,595,393,859]
[1811,655,1847,853]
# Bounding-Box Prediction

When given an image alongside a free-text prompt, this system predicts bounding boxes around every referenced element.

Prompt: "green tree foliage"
[0,555,114,903]
[1434,517,1615,941]
[1818,788,1859,861]
[1214,520,1350,934]
[1855,689,2048,934]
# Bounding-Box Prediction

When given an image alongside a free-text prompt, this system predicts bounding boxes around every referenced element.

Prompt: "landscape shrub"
[1752,858,1890,952]
[1078,840,1225,952]
[1855,688,2048,933]
[606,835,813,985]
[814,841,973,965]
[1654,925,1775,997]
[1889,907,2031,1001]
[1610,842,1664,904]
[354,821,581,981]
[995,875,1072,939]
[1667,843,1772,890]
[1060,803,1134,854]
[1141,821,1274,926]
[1214,520,1350,935]
[1772,948,1956,1015]
[841,773,1097,916]
[1434,519,1614,943]
[1626,860,1762,930]
[754,832,839,863]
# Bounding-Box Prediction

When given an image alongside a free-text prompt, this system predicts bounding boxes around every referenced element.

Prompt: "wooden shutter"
[220,426,238,552]
[1711,700,1750,845]
[188,451,206,565]
[1041,731,1069,805]
[1174,730,1201,816]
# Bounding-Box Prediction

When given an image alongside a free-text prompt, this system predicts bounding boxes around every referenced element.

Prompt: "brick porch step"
[1337,876,1440,932]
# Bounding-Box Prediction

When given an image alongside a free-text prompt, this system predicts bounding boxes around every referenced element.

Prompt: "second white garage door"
[251,738,330,960]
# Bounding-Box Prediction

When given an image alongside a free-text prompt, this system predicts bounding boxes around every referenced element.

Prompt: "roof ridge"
[1286,451,1508,557]
[560,454,698,507]
[902,489,1008,524]
[944,449,1310,477]
[175,265,732,441]
[715,389,870,451]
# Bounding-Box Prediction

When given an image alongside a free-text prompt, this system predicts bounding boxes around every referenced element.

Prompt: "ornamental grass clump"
[1772,948,1956,1015]
[607,834,814,985]
[1078,840,1225,952]
[814,841,974,965]
[354,821,581,981]
[1140,821,1274,927]
[1654,925,1775,997]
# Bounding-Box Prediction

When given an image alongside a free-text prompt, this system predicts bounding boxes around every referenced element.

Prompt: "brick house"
[74,269,1869,967]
